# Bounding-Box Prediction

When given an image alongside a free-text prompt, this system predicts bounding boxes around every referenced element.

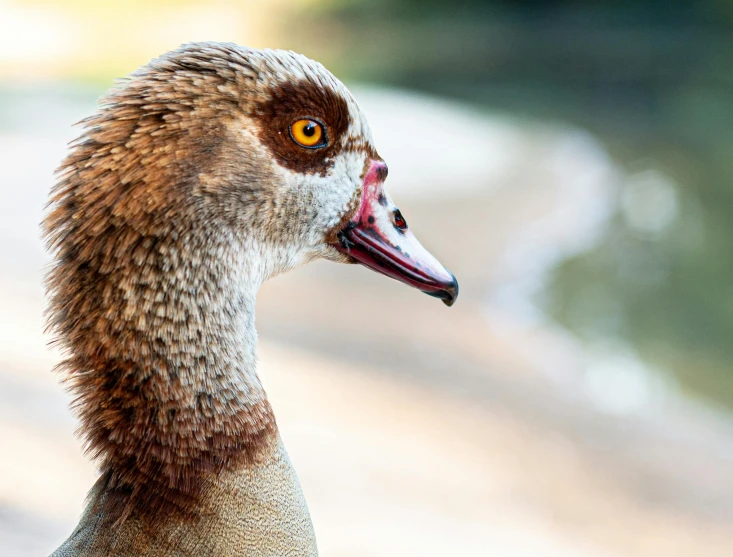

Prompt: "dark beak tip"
[425,272,459,307]
[443,274,459,307]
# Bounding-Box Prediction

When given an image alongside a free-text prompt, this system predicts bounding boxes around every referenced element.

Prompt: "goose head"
[60,43,458,305]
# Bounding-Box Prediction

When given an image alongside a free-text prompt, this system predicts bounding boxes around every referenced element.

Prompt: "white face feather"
[218,46,381,277]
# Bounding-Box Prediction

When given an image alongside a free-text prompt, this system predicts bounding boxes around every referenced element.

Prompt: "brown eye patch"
[253,79,349,175]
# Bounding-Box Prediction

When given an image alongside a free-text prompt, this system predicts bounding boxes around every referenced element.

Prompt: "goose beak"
[332,160,459,307]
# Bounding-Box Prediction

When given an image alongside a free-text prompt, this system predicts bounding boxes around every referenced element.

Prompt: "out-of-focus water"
[356,86,726,425]
[284,1,733,412]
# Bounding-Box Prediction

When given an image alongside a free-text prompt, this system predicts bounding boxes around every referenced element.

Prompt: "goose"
[45,42,458,557]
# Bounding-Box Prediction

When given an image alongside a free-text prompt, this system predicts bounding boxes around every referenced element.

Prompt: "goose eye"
[289,118,327,148]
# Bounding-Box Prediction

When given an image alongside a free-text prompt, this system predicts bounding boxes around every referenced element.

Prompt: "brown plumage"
[46,42,457,556]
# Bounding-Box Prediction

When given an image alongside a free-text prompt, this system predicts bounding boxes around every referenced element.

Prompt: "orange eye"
[289,118,327,148]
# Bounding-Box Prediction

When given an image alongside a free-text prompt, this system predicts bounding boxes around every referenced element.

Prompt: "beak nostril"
[393,209,408,232]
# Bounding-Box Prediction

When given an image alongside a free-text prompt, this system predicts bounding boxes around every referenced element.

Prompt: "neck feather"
[46,214,277,520]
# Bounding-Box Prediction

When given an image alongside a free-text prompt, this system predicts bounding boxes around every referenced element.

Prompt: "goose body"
[46,43,457,556]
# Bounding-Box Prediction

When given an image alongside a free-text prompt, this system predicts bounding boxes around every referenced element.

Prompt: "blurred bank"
[1,1,732,556]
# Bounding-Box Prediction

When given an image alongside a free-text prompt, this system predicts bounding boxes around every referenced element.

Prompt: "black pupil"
[303,122,316,137]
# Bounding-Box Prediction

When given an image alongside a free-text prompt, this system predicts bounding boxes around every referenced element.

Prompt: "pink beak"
[332,160,458,306]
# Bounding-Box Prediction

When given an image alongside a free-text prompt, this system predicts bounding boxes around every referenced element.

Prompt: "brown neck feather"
[47,212,277,523]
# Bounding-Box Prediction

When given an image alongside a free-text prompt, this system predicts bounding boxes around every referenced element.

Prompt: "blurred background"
[1,0,732,555]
